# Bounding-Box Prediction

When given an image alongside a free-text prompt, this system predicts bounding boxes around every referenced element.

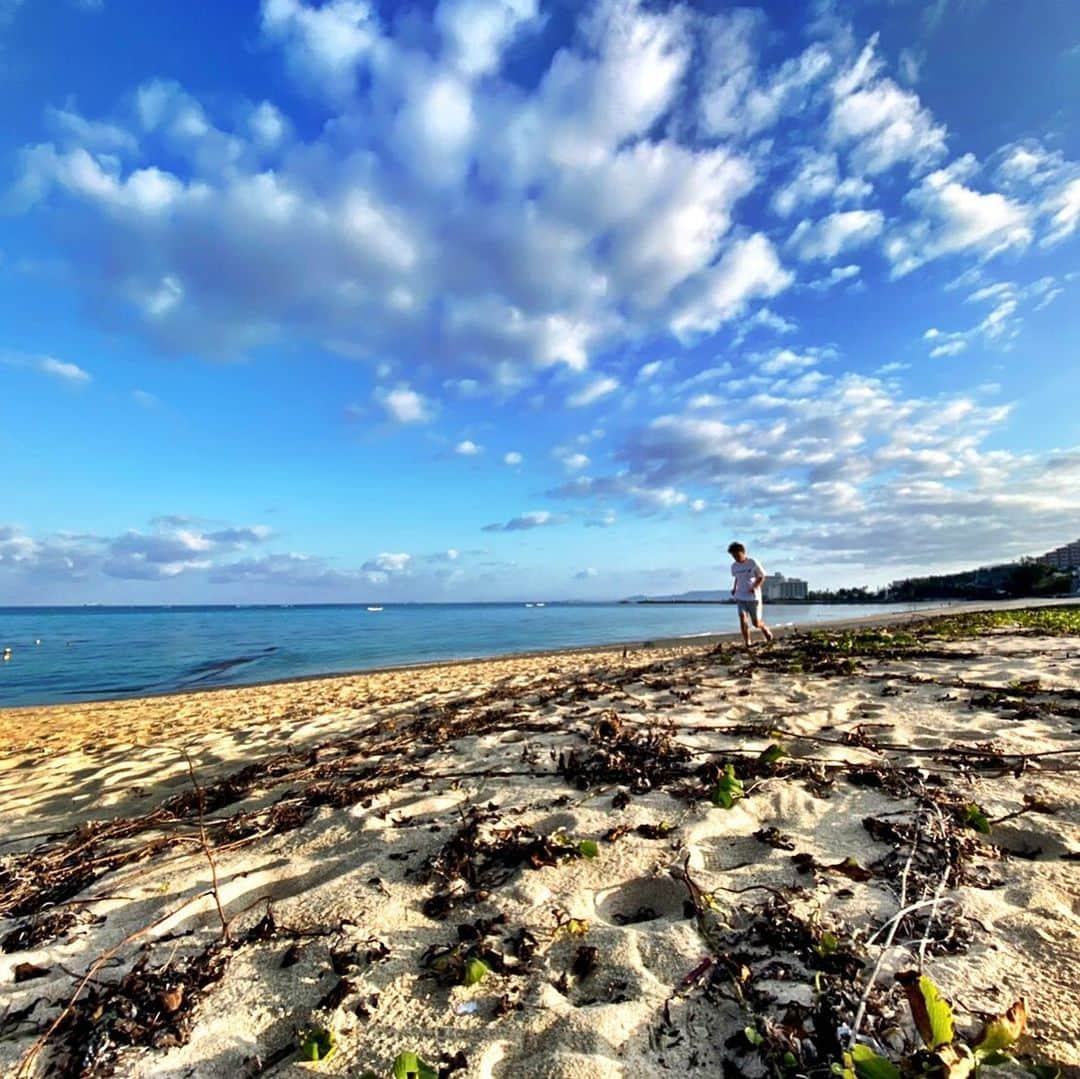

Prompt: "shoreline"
[4,597,1074,716]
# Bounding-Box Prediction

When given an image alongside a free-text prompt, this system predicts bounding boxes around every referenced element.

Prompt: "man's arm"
[750,560,766,591]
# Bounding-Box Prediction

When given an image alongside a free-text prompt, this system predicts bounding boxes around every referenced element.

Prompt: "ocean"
[0,602,945,708]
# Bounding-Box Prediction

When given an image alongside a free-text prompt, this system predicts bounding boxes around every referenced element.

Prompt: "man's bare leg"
[751,611,774,644]
[738,609,752,649]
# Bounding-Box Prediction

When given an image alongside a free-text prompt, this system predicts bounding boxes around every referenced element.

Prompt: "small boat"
[367,606,384,612]
[525,603,534,608]
[535,602,546,607]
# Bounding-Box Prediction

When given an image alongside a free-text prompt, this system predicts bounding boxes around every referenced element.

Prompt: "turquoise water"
[0,602,942,708]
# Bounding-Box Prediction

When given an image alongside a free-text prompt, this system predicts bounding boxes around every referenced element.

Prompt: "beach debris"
[576,839,599,859]
[964,802,993,835]
[298,1027,337,1062]
[754,825,796,850]
[634,821,677,839]
[422,807,595,919]
[832,973,1044,1079]
[708,763,745,809]
[558,711,692,793]
[392,1050,438,1079]
[463,958,489,986]
[12,963,50,984]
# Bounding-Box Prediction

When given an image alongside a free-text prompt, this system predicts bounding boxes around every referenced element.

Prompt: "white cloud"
[39,357,91,383]
[375,385,433,424]
[362,551,412,573]
[562,452,590,471]
[132,389,159,408]
[503,450,523,465]
[828,35,947,176]
[635,360,664,382]
[259,0,379,99]
[929,339,968,358]
[670,234,792,340]
[771,150,873,219]
[699,10,832,138]
[574,566,598,579]
[1043,177,1080,247]
[454,438,482,456]
[808,264,861,291]
[435,0,539,79]
[887,158,1033,276]
[788,209,884,261]
[482,509,566,532]
[547,362,1079,570]
[758,348,820,375]
[567,375,619,408]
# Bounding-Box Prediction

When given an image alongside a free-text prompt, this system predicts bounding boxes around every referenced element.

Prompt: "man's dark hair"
[727,542,745,556]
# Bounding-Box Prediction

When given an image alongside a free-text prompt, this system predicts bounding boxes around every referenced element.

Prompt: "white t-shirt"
[731,557,765,601]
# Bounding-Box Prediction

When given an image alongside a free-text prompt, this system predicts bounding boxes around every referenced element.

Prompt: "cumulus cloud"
[375,385,433,424]
[828,34,947,176]
[503,450,523,465]
[886,157,1033,276]
[788,209,884,261]
[770,149,872,218]
[361,551,412,574]
[454,439,482,456]
[547,357,1080,569]
[482,510,566,532]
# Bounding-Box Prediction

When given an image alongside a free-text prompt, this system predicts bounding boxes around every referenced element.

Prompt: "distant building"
[1038,540,1080,570]
[763,572,808,601]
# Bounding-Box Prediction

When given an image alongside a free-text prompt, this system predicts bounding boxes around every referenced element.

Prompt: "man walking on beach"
[728,542,774,649]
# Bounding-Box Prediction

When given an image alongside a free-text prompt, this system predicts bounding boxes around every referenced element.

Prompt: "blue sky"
[1,0,1078,604]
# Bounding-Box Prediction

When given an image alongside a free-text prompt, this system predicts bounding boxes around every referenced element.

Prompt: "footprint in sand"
[593,873,686,929]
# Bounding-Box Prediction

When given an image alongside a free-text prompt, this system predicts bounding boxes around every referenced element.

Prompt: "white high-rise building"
[1039,540,1080,570]
[762,572,809,601]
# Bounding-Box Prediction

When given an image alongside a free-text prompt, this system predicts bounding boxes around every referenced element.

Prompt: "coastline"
[1,601,1077,1076]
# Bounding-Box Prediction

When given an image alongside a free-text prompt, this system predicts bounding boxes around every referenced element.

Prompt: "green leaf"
[758,742,788,767]
[975,999,1027,1056]
[744,1025,764,1047]
[710,763,744,809]
[817,931,839,956]
[392,1052,438,1079]
[299,1028,337,1063]
[578,839,600,859]
[849,1044,901,1079]
[897,972,955,1050]
[463,958,489,986]
[965,802,992,835]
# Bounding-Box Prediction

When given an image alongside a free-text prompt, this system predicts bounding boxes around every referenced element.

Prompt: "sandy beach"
[1,603,1078,1078]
